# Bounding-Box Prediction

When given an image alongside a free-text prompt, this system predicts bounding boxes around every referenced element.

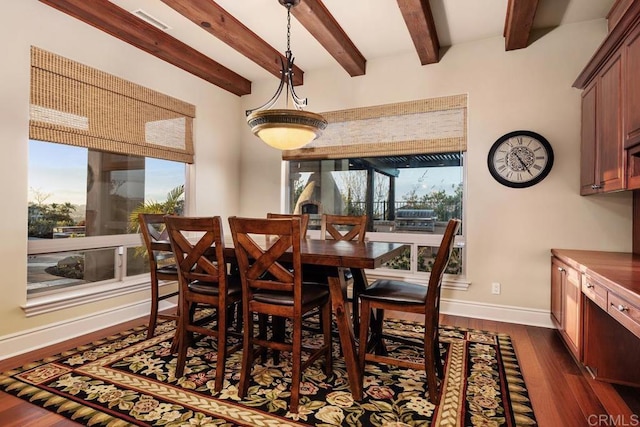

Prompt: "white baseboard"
[441,298,554,328]
[0,299,177,361]
[0,297,552,361]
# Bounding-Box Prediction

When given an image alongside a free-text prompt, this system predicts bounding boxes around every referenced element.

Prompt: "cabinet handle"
[611,303,629,313]
[557,267,565,272]
[586,283,594,289]
[591,184,602,190]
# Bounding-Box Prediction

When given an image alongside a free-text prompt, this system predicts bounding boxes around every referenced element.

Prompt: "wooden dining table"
[154,237,408,400]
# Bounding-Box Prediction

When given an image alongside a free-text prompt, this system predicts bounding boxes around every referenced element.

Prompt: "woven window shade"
[30,46,196,163]
[282,94,467,160]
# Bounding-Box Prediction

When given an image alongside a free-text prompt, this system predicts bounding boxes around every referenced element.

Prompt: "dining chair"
[138,213,180,339]
[357,218,461,405]
[321,213,367,242]
[266,213,310,238]
[164,215,243,392]
[311,214,368,332]
[229,216,332,414]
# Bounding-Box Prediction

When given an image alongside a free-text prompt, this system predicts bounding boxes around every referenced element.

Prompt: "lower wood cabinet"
[550,256,582,360]
[583,297,640,386]
[551,249,640,387]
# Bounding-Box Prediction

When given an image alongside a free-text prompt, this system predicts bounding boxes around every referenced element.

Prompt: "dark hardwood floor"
[0,311,637,426]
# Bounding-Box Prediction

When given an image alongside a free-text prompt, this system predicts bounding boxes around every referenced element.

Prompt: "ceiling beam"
[361,158,400,177]
[38,0,251,96]
[396,0,440,65]
[160,0,304,86]
[292,0,366,77]
[504,0,540,51]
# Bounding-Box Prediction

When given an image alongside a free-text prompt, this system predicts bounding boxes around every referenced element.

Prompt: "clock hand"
[514,152,533,175]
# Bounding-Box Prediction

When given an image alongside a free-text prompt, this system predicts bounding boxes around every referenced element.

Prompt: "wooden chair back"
[138,213,174,273]
[266,213,310,237]
[163,216,227,289]
[230,217,302,303]
[321,214,367,242]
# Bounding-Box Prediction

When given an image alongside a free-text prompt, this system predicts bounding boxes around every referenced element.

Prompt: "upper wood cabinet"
[580,82,598,194]
[575,3,640,194]
[624,23,640,148]
[579,55,625,195]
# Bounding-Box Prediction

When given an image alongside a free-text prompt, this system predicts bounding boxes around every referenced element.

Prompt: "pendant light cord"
[284,4,292,108]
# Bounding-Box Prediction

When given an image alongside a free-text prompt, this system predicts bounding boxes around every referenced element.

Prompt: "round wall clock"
[487,130,554,188]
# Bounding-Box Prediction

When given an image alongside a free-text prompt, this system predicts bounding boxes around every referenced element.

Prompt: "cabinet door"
[563,265,582,359]
[551,257,565,328]
[625,23,640,147]
[550,257,582,360]
[580,82,598,195]
[598,52,625,192]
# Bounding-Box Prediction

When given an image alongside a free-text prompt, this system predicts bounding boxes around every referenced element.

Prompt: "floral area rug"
[0,315,537,426]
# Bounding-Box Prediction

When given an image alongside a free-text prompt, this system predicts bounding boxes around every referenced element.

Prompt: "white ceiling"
[109,0,614,83]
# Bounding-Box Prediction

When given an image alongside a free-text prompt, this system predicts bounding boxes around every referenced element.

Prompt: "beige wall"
[238,20,633,311]
[0,1,243,338]
[0,2,632,345]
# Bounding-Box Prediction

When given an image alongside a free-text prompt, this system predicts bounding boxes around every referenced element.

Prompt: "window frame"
[25,228,177,317]
[26,169,189,316]
[281,160,470,290]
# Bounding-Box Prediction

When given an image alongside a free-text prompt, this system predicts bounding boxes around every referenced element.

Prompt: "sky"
[28,140,184,206]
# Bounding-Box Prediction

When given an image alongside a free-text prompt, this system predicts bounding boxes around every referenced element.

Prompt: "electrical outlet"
[491,282,501,295]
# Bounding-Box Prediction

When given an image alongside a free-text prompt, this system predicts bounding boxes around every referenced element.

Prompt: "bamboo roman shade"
[30,46,195,163]
[282,94,467,160]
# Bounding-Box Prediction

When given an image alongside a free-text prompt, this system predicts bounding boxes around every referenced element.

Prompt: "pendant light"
[245,0,327,150]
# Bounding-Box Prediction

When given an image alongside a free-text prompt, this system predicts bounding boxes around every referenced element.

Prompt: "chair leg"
[215,305,228,392]
[424,326,441,404]
[238,305,253,398]
[358,298,372,377]
[175,320,188,378]
[432,330,444,379]
[365,307,387,355]
[321,301,332,375]
[289,314,303,414]
[147,275,160,339]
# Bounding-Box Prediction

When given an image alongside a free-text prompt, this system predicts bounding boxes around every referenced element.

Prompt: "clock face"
[487,131,554,188]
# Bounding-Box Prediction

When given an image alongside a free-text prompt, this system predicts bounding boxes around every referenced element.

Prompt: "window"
[282,95,467,282]
[27,140,185,295]
[287,153,465,277]
[26,47,194,312]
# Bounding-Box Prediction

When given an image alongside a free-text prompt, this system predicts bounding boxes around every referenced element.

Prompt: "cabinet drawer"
[582,275,608,310]
[608,293,640,339]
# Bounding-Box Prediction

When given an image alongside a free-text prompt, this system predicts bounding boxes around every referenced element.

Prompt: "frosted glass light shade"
[247,109,327,150]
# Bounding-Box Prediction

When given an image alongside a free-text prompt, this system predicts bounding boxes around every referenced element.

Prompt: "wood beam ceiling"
[292,0,366,77]
[160,0,304,86]
[38,0,544,96]
[38,0,251,96]
[504,0,540,51]
[396,0,440,65]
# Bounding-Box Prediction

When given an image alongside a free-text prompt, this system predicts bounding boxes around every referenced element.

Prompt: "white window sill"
[23,277,177,317]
